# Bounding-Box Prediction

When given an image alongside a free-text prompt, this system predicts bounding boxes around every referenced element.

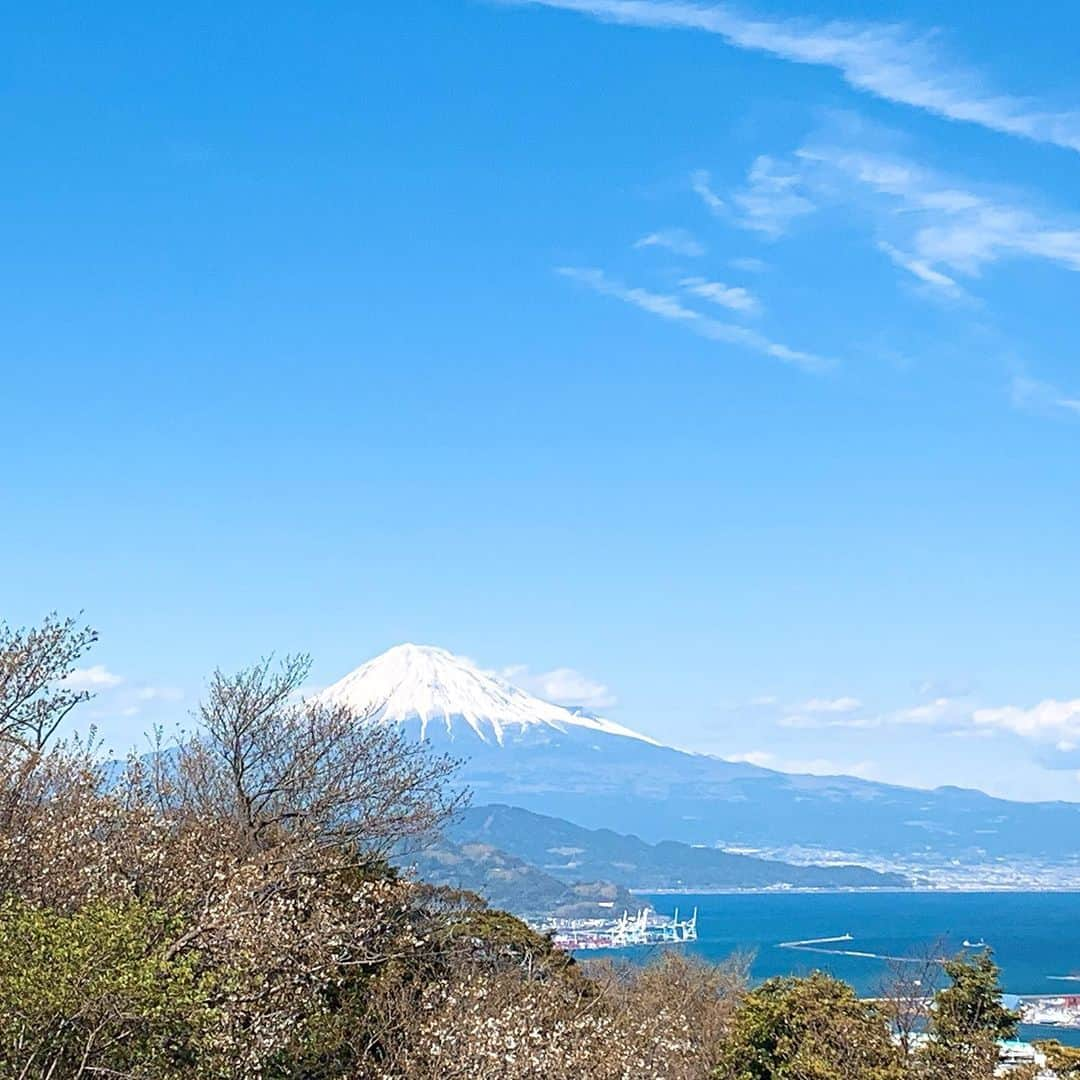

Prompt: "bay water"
[627,891,1080,1047]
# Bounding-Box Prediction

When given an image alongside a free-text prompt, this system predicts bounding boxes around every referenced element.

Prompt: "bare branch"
[0,613,98,752]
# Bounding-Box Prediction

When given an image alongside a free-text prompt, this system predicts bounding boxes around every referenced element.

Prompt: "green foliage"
[438,898,575,970]
[0,897,218,1079]
[714,971,906,1080]
[916,951,1018,1079]
[931,951,1017,1044]
[1036,1039,1080,1076]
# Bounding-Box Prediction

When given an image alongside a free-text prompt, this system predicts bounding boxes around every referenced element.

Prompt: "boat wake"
[778,934,854,949]
[778,933,938,965]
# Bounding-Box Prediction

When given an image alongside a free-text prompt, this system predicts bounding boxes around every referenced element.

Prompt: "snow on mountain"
[317,646,1080,872]
[318,643,660,747]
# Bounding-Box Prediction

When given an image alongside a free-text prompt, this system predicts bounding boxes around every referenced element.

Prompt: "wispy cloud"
[785,694,1080,761]
[727,682,1080,784]
[800,696,862,714]
[690,169,725,215]
[723,138,1080,296]
[634,227,705,256]
[558,266,832,371]
[499,664,617,709]
[780,696,959,730]
[65,665,124,690]
[680,276,760,314]
[877,241,966,298]
[80,676,185,730]
[916,677,975,699]
[780,713,856,730]
[1010,376,1080,419]
[729,256,768,273]
[507,0,1080,153]
[890,698,961,726]
[133,686,184,703]
[797,143,1080,278]
[733,155,817,236]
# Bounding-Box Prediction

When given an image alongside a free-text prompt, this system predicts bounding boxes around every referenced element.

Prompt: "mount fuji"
[319,643,658,749]
[321,645,1080,876]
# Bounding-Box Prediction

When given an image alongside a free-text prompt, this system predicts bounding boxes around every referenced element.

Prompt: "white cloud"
[1010,376,1080,419]
[877,241,965,297]
[733,155,817,236]
[82,678,185,729]
[973,699,1080,751]
[558,266,832,371]
[508,0,1080,153]
[65,665,124,690]
[720,138,1080,303]
[780,696,959,730]
[797,144,1080,279]
[61,666,184,709]
[778,712,871,730]
[890,697,958,726]
[634,227,706,256]
[916,677,974,698]
[800,695,862,714]
[134,686,185,703]
[680,276,760,314]
[777,713,814,729]
[784,693,1080,752]
[499,664,617,709]
[730,256,768,273]
[690,169,725,215]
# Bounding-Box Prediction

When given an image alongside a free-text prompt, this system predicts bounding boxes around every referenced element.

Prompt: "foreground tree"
[375,945,747,1080]
[1036,1040,1080,1076]
[0,618,471,1076]
[0,897,215,1078]
[914,951,1018,1079]
[714,971,907,1080]
[0,613,97,751]
[170,653,462,863]
[881,943,944,1059]
[587,952,749,1079]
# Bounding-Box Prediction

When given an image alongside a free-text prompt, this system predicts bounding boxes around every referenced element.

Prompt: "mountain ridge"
[405,833,644,918]
[320,645,1080,871]
[448,804,910,891]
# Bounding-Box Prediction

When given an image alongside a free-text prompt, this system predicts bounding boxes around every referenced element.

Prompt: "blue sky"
[4,0,1080,800]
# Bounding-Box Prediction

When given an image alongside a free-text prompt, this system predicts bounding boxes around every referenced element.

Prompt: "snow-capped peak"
[318,643,659,746]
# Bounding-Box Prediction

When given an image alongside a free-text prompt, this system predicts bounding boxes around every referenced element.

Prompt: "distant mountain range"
[406,835,641,918]
[323,645,1080,877]
[445,804,908,892]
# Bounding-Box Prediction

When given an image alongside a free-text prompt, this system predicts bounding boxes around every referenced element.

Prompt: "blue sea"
[629,891,1080,1047]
